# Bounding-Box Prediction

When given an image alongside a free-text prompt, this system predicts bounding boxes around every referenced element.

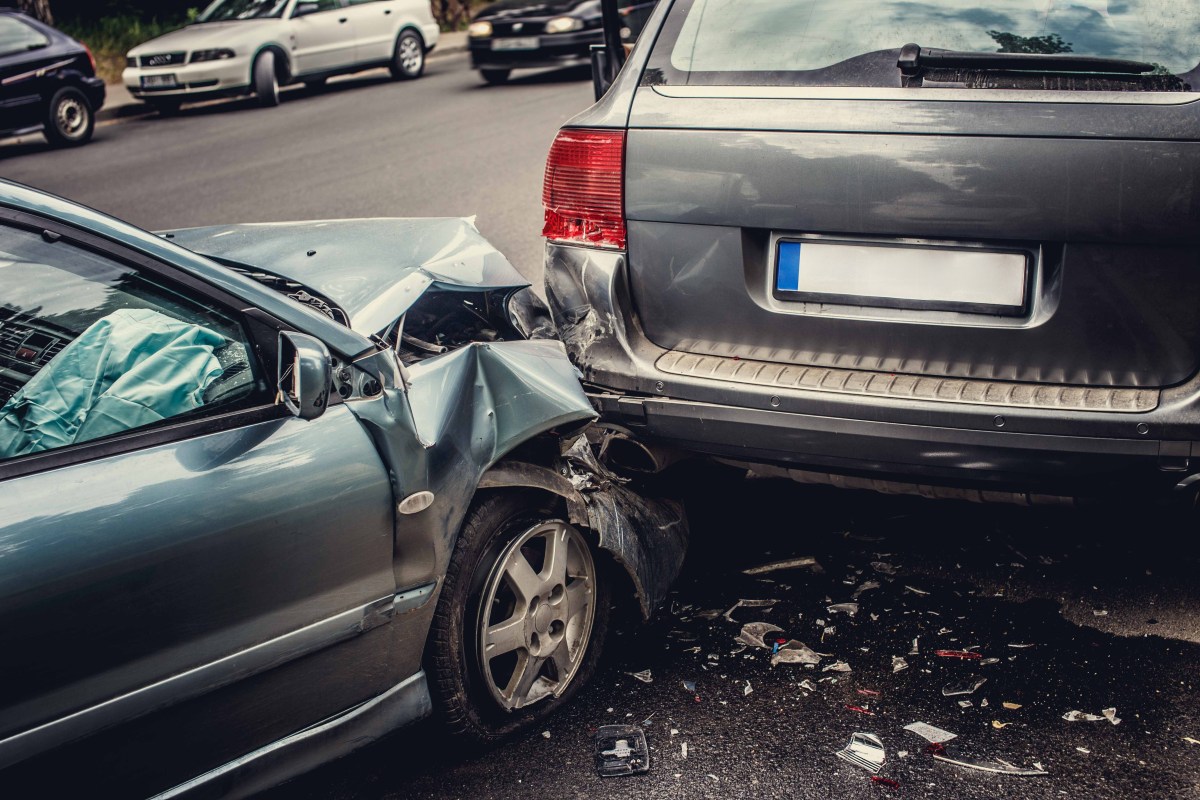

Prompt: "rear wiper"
[898,43,1155,76]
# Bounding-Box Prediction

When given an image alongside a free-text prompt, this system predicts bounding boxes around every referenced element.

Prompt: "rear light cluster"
[542,128,626,250]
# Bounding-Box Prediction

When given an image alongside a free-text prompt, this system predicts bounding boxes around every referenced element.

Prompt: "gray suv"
[543,0,1200,504]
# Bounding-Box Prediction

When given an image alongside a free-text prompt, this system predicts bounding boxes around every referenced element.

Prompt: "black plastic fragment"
[594,725,650,778]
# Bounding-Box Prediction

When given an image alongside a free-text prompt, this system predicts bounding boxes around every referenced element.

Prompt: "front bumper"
[544,241,1200,498]
[122,57,251,100]
[469,30,600,71]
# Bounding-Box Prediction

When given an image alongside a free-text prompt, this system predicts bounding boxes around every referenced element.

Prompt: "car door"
[342,0,397,64]
[0,14,54,132]
[0,212,397,793]
[287,0,358,75]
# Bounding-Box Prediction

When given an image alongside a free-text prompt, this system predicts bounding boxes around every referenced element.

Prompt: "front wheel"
[43,87,94,147]
[426,492,610,743]
[253,50,281,107]
[390,30,425,80]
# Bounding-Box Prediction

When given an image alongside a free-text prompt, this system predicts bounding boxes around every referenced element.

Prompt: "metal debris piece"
[904,585,930,596]
[770,640,823,666]
[927,743,1048,776]
[595,725,650,778]
[957,700,973,708]
[1062,710,1104,722]
[742,556,823,575]
[723,598,778,622]
[892,656,909,673]
[980,657,1001,665]
[942,676,988,697]
[1007,643,1035,649]
[934,649,982,660]
[872,561,899,576]
[736,622,784,649]
[823,661,853,673]
[852,580,881,599]
[627,670,653,684]
[827,602,860,617]
[903,722,957,744]
[836,733,886,773]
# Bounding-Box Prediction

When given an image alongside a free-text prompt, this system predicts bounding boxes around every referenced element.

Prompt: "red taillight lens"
[542,128,626,250]
[83,44,97,73]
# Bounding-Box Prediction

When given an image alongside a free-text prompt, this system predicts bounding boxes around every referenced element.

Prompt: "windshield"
[197,0,289,22]
[650,0,1200,88]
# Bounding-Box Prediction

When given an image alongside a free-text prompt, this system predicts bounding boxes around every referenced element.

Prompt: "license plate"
[141,74,178,89]
[774,239,1029,315]
[493,36,539,50]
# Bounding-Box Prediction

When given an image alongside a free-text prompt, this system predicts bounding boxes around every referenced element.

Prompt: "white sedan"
[123,0,439,112]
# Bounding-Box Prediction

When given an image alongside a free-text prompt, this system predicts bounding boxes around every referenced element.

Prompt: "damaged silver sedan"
[0,181,686,797]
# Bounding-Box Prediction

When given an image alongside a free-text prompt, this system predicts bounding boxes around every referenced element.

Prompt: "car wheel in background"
[427,491,610,743]
[43,87,94,147]
[481,69,511,85]
[148,98,182,116]
[253,50,281,107]
[390,30,425,80]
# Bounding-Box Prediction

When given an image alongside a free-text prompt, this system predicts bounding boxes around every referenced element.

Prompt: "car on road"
[0,10,105,147]
[544,0,1200,506]
[0,180,685,797]
[123,0,439,113]
[468,0,656,85]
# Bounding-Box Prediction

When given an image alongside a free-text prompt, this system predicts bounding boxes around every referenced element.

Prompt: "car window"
[299,0,343,11]
[647,0,1200,88]
[0,16,50,58]
[196,0,291,22]
[0,225,267,461]
[346,0,382,5]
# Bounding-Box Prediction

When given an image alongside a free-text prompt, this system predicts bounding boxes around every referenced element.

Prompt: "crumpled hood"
[127,21,280,57]
[162,218,530,337]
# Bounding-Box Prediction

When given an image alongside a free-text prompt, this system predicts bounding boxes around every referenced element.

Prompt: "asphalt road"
[262,482,1200,800]
[0,52,594,284]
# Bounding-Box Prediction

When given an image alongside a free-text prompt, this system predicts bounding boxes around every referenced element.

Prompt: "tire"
[481,68,511,85]
[390,30,425,80]
[43,86,94,147]
[148,98,181,116]
[253,50,281,107]
[427,491,610,743]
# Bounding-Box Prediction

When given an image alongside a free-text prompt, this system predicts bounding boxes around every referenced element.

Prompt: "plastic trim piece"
[656,350,1159,413]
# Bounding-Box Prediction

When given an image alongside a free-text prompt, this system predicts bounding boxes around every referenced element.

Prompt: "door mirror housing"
[277,331,332,421]
[292,2,321,18]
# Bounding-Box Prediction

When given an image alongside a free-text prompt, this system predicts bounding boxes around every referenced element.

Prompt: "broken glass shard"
[836,732,886,773]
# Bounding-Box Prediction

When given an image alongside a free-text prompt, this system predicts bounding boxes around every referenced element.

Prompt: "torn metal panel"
[163,218,530,337]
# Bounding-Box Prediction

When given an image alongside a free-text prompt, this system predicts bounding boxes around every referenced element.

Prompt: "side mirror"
[278,331,332,421]
[292,2,320,18]
[590,44,612,100]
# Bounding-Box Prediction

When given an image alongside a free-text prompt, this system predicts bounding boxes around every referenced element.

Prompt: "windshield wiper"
[898,43,1155,76]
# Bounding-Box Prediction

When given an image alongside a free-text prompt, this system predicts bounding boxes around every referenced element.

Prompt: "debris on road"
[836,733,887,773]
[1183,737,1200,746]
[992,720,1010,729]
[871,561,898,576]
[595,725,650,778]
[942,676,987,697]
[892,656,909,673]
[542,730,551,739]
[904,585,930,596]
[1063,708,1121,725]
[736,622,784,649]
[743,680,754,696]
[723,598,778,622]
[742,556,823,575]
[927,743,1048,776]
[626,670,653,684]
[681,742,688,760]
[769,640,823,666]
[827,602,860,617]
[1007,643,1036,649]
[934,649,982,660]
[682,680,696,693]
[852,580,881,599]
[871,776,901,789]
[846,704,876,716]
[1003,702,1023,710]
[903,722,958,744]
[823,661,853,673]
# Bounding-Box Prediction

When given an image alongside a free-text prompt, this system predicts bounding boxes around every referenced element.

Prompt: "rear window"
[0,16,49,58]
[647,0,1199,89]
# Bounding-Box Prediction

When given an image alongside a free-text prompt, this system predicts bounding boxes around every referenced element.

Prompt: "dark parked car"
[544,0,1200,506]
[468,0,655,85]
[0,9,104,146]
[0,180,685,796]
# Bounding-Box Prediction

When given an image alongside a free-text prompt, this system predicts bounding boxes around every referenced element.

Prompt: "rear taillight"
[83,44,97,73]
[542,128,626,250]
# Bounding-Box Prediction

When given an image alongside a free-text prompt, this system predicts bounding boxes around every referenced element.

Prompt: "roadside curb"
[98,39,468,124]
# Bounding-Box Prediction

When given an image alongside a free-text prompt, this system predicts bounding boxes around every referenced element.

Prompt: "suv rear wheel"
[43,87,94,147]
[426,491,610,743]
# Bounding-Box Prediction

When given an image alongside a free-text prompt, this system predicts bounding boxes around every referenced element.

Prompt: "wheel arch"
[251,43,293,85]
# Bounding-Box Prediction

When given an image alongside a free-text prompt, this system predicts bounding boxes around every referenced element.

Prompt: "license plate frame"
[773,237,1032,317]
[141,74,179,89]
[492,36,540,51]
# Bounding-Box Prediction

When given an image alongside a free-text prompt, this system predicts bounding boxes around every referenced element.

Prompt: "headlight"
[468,20,493,38]
[544,16,584,34]
[190,48,236,63]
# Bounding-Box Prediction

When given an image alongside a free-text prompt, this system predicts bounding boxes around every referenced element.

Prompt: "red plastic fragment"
[845,704,876,716]
[934,649,982,660]
[871,776,901,789]
[857,689,881,697]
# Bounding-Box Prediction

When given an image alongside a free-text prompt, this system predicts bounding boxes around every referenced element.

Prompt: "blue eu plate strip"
[777,241,802,292]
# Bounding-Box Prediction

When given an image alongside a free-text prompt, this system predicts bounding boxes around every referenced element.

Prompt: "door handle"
[384,9,392,13]
[338,17,348,23]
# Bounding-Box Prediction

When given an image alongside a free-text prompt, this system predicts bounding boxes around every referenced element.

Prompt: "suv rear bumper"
[545,241,1200,498]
